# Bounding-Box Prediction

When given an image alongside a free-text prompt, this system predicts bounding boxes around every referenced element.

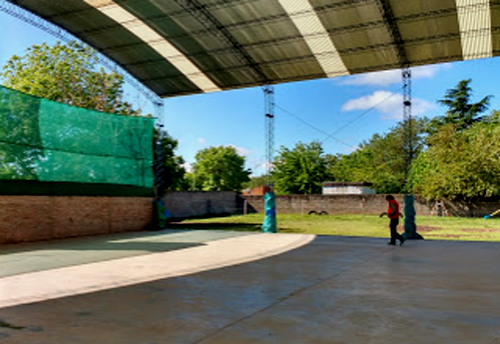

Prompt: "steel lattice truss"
[3,0,498,98]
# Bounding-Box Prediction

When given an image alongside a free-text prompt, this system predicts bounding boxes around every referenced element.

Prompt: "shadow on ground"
[1,234,499,343]
[165,222,262,231]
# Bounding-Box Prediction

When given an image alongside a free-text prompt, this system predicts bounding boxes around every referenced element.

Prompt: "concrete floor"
[0,230,499,343]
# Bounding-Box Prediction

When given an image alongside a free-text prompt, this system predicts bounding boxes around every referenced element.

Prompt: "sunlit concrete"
[0,230,499,343]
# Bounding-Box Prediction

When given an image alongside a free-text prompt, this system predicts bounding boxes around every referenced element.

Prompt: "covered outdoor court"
[1,1,500,343]
[1,230,499,343]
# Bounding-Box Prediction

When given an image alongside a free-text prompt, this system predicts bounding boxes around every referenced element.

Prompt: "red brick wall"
[0,196,152,244]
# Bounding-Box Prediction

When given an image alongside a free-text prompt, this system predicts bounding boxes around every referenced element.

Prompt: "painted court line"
[0,233,315,309]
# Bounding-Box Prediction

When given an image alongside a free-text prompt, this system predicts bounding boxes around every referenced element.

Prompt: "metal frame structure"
[402,67,413,185]
[374,0,414,183]
[5,0,498,98]
[263,85,275,183]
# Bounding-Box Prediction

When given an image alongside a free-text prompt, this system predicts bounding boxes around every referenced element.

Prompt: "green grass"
[177,213,500,242]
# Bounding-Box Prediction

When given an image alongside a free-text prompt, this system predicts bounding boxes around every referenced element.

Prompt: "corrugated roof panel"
[314,1,382,28]
[490,2,500,55]
[315,2,398,73]
[207,66,270,89]
[390,0,458,16]
[341,47,400,74]
[332,28,397,72]
[276,0,347,77]
[208,0,288,24]
[78,27,149,51]
[456,0,492,60]
[243,39,318,65]
[84,0,220,93]
[121,59,186,79]
[259,56,328,81]
[5,0,500,98]
[102,45,161,65]
[141,76,202,97]
[398,13,462,64]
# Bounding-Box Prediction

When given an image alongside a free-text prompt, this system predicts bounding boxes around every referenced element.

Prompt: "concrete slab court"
[0,230,499,343]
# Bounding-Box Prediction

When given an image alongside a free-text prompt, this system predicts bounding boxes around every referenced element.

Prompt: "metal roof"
[6,0,498,98]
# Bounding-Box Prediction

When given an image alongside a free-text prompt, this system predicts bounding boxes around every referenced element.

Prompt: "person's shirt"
[387,200,399,219]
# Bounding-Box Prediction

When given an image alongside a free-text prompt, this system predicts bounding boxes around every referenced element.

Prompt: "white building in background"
[322,182,376,195]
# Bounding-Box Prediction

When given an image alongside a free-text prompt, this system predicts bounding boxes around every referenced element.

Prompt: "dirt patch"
[461,228,500,233]
[434,234,462,238]
[415,226,441,232]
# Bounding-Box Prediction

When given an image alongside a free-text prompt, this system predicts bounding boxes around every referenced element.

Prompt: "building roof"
[6,0,497,98]
[322,182,373,187]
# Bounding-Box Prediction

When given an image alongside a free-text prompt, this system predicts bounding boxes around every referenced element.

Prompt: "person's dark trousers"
[389,218,404,244]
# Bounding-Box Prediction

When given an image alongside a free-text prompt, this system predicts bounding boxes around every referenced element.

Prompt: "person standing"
[380,195,405,246]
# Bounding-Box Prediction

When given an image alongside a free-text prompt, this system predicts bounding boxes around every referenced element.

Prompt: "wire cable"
[274,104,356,149]
[320,86,404,144]
[274,85,404,149]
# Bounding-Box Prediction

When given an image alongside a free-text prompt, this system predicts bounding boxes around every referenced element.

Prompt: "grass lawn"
[176,214,500,242]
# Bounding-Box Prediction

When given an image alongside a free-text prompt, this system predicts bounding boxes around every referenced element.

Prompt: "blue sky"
[2,10,500,176]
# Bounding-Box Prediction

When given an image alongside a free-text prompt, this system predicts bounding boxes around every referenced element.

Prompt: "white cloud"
[341,90,436,119]
[227,144,253,157]
[182,162,193,173]
[197,137,206,144]
[340,64,450,87]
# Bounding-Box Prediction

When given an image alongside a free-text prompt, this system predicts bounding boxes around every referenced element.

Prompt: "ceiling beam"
[373,0,408,67]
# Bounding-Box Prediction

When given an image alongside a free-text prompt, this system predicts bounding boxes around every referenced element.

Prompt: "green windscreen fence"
[0,85,154,196]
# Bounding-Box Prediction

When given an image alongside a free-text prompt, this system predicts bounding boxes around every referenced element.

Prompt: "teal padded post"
[403,194,423,239]
[262,191,277,233]
[153,199,170,230]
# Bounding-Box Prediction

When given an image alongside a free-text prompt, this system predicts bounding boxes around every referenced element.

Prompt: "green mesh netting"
[0,86,154,191]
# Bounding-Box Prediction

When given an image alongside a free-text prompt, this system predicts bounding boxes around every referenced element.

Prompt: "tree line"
[2,41,499,201]
[269,79,500,201]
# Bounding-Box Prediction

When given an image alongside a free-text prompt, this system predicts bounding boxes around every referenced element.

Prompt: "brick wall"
[0,196,152,244]
[241,194,500,217]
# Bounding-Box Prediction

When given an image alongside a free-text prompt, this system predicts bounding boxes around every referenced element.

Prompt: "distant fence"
[241,194,500,217]
[2,192,498,244]
[162,192,500,219]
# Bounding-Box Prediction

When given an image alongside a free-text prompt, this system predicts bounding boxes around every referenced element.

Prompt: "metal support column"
[375,0,421,239]
[152,100,170,229]
[401,68,421,239]
[402,67,413,187]
[262,85,276,233]
[263,85,275,180]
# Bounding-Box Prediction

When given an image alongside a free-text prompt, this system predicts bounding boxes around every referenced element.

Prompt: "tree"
[192,146,251,191]
[411,114,500,200]
[272,141,330,194]
[153,129,188,193]
[428,79,492,133]
[2,41,139,116]
[330,118,428,194]
[410,81,499,201]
